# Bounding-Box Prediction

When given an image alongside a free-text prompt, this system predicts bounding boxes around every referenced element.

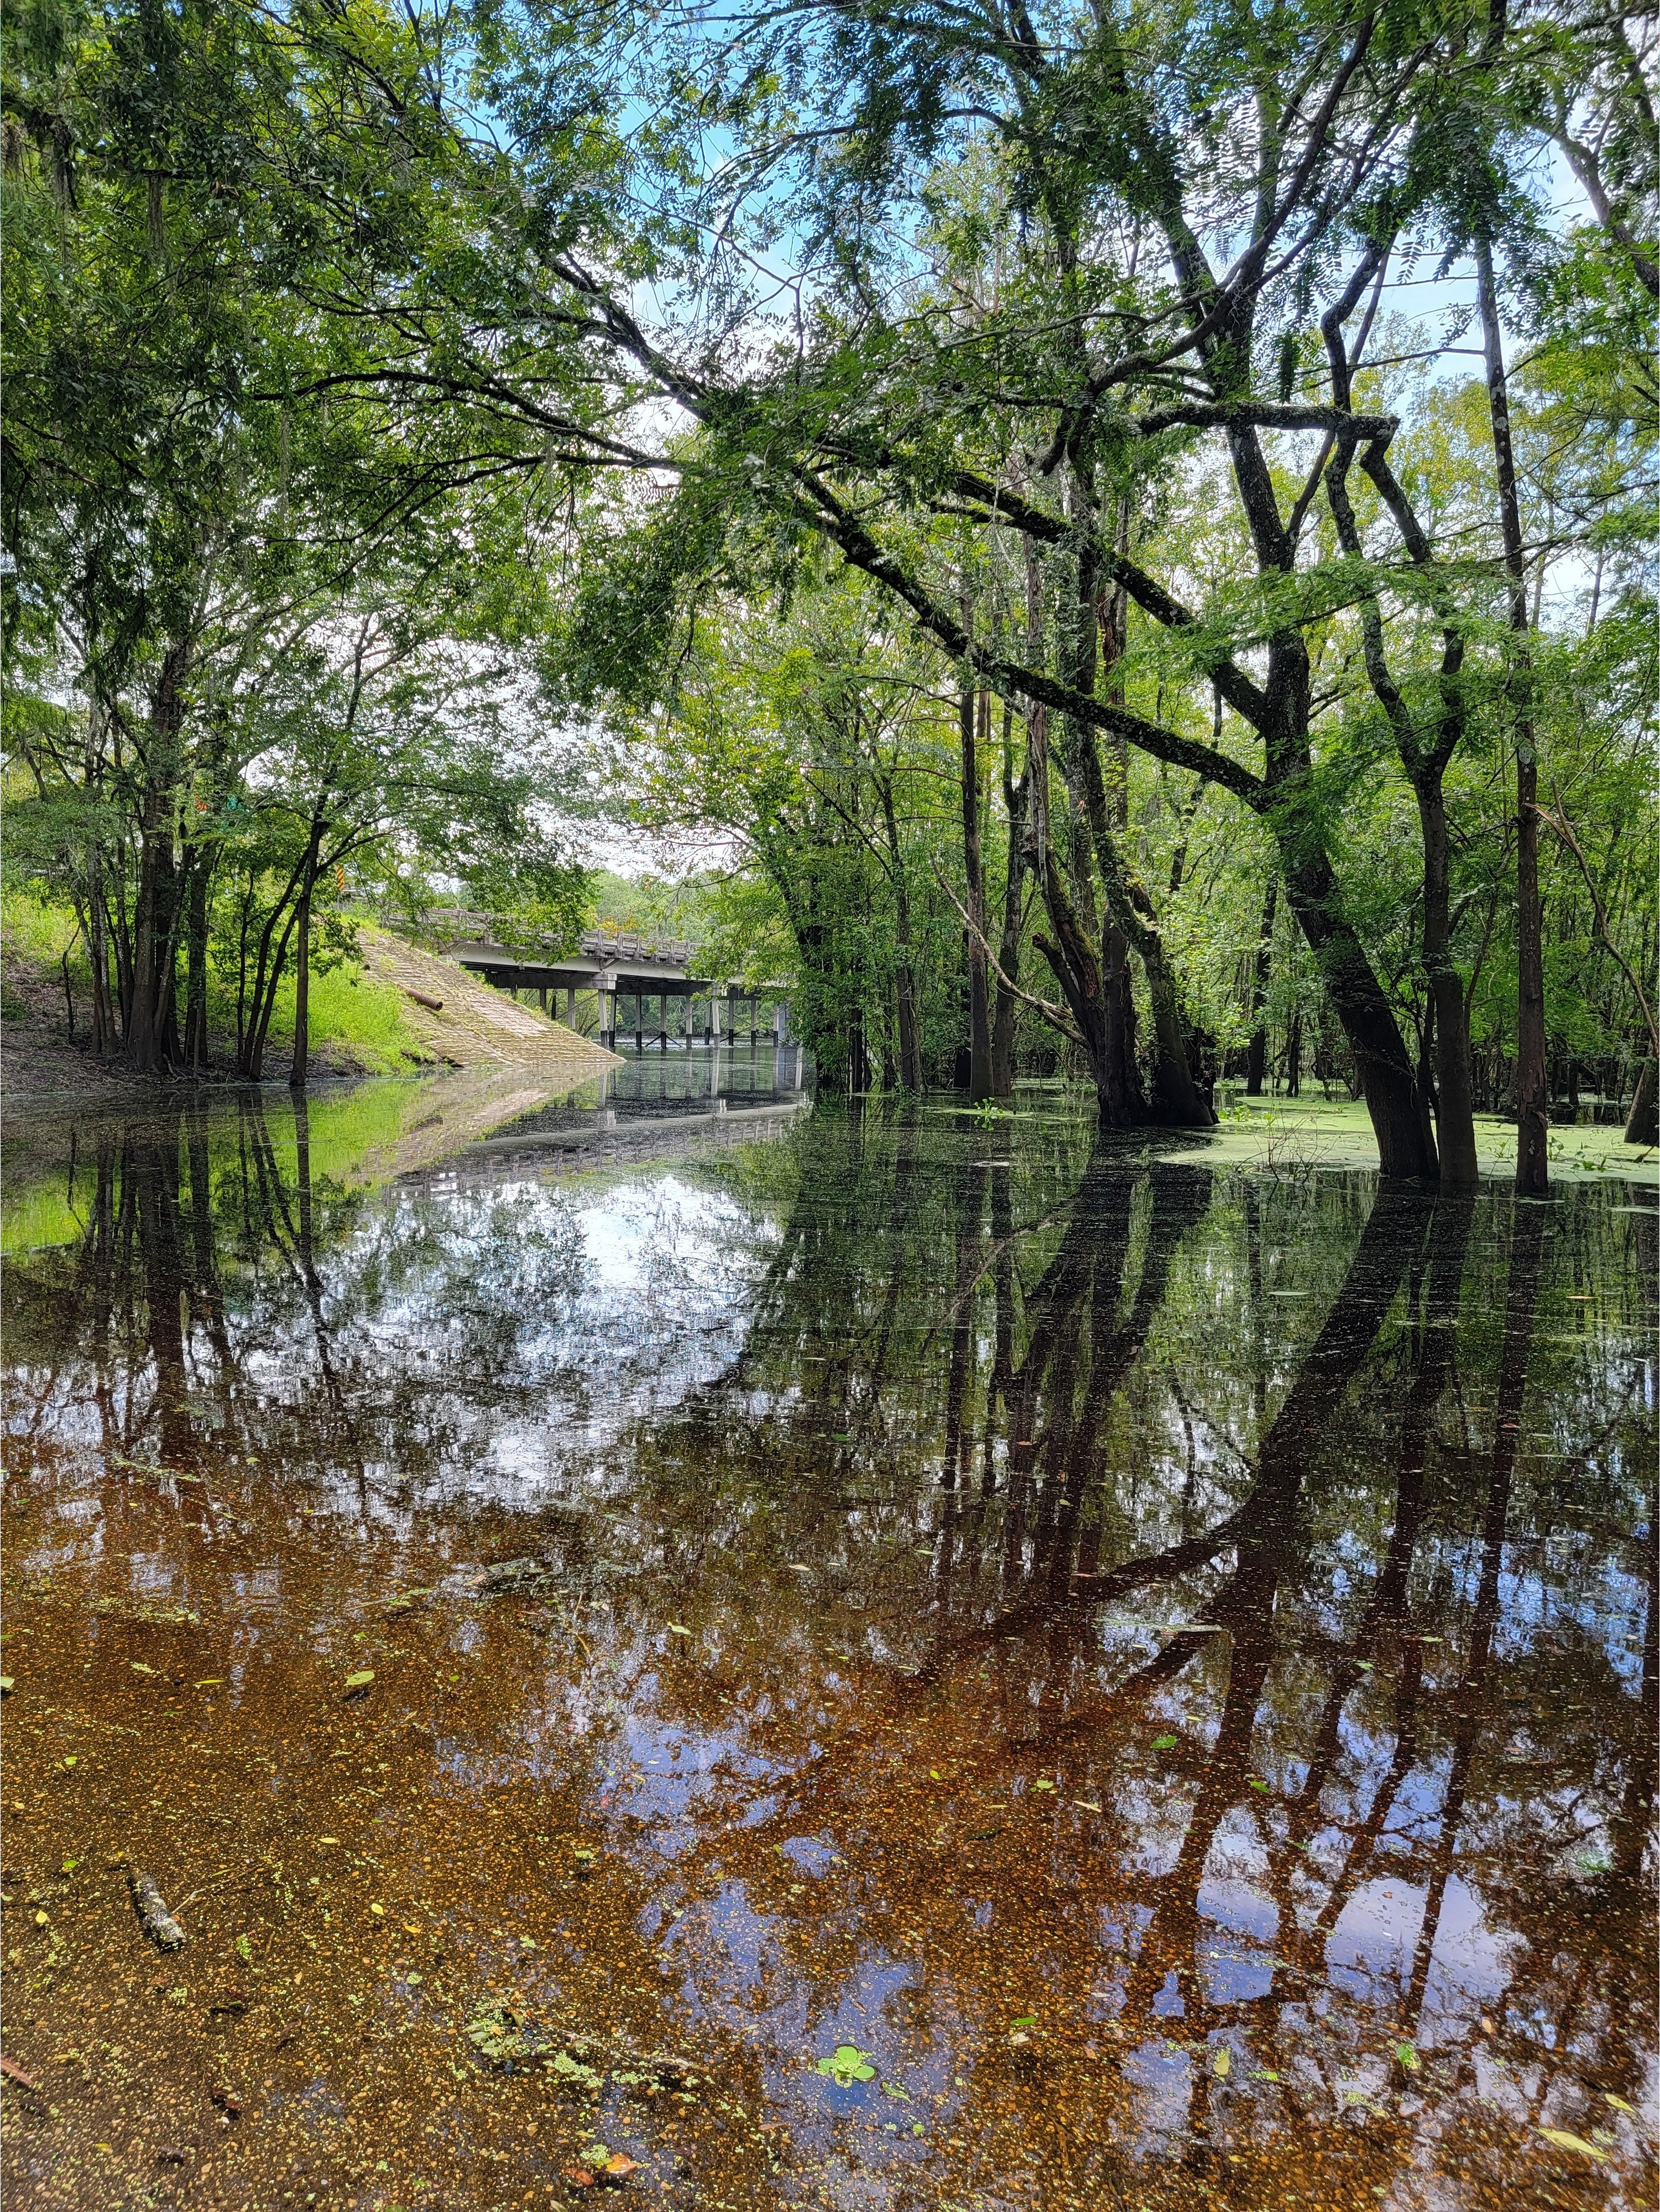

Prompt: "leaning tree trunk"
[1479,241,1548,1198]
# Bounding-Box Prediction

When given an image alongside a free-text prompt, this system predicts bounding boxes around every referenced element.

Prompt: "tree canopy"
[3,0,1653,1174]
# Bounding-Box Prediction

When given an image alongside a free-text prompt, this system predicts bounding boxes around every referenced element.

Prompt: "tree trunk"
[184,853,211,1075]
[848,1003,871,1094]
[1416,778,1479,1183]
[125,786,170,1074]
[960,678,993,1101]
[878,781,923,1091]
[1246,876,1277,1094]
[84,708,116,1056]
[1025,701,1145,1128]
[1277,847,1437,1172]
[289,825,322,1091]
[1057,614,1212,1123]
[1479,240,1548,1198]
[992,717,1026,1100]
[1627,1059,1658,1146]
[124,645,189,1076]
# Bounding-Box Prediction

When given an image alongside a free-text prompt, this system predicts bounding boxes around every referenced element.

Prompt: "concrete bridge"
[420,909,788,1051]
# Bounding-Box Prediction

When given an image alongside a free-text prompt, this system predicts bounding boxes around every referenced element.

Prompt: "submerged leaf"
[1539,2129,1606,2162]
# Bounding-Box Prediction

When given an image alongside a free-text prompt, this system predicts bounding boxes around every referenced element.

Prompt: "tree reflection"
[1,1099,1652,2204]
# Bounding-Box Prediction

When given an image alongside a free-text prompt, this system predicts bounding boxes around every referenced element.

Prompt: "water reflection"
[0,1098,1654,2212]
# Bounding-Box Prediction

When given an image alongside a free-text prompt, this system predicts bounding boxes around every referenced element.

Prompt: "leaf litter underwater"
[0,1092,1655,2212]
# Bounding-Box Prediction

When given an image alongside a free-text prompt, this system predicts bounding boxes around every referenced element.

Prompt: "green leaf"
[1212,2048,1230,2078]
[1151,1734,1178,1750]
[1395,2042,1420,2071]
[344,1670,375,1689]
[817,2043,876,2085]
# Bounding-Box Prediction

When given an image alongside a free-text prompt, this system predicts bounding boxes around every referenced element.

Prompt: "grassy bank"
[1,890,430,1081]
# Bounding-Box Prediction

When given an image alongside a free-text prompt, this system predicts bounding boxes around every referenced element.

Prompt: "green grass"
[1178,1092,1657,1186]
[0,889,83,968]
[1,889,426,1074]
[236,954,424,1075]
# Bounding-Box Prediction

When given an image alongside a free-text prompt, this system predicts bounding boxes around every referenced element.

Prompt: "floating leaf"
[318,1837,340,1846]
[194,1678,223,1688]
[1395,2042,1420,2072]
[817,2044,876,2085]
[234,1936,252,1963]
[1212,2049,1230,2078]
[1031,1778,1056,1792]
[1250,2068,1280,2082]
[604,2154,642,2178]
[667,1625,691,1636]
[1539,2128,1606,2162]
[1603,2094,1633,2113]
[343,1670,375,1690]
[1151,1735,1178,1751]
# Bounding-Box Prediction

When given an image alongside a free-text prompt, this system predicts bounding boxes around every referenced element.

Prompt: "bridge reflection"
[461,1040,812,1162]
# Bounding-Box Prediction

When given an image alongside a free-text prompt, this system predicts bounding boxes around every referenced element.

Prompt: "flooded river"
[1,1081,1654,2212]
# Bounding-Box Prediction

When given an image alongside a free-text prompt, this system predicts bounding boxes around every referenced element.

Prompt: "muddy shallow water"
[1,1087,1654,2212]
